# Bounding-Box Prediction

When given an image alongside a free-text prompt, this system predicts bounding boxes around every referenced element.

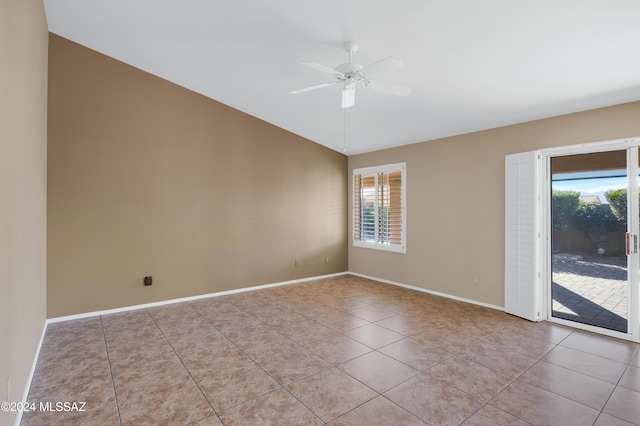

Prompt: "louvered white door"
[505,151,540,321]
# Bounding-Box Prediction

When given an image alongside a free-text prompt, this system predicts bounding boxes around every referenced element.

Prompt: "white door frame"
[539,137,640,342]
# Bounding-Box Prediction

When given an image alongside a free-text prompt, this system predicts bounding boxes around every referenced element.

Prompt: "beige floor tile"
[27,373,115,411]
[215,317,273,340]
[219,388,323,425]
[320,296,368,311]
[157,316,220,339]
[505,320,574,344]
[118,379,213,426]
[379,337,452,371]
[603,386,640,425]
[251,309,297,326]
[29,351,111,393]
[290,303,341,320]
[178,341,252,378]
[594,413,637,426]
[107,339,177,371]
[519,361,615,410]
[147,302,200,321]
[111,353,190,399]
[329,396,426,425]
[38,335,106,362]
[374,315,428,336]
[165,327,230,353]
[103,328,167,351]
[257,346,332,385]
[425,356,512,401]
[409,308,458,324]
[186,414,224,425]
[202,311,255,329]
[38,323,105,357]
[444,317,500,337]
[463,309,521,330]
[274,320,337,346]
[560,331,639,364]
[286,367,377,422]
[484,329,556,359]
[384,374,484,425]
[411,325,482,353]
[302,334,372,365]
[311,311,369,332]
[44,317,103,336]
[542,345,627,384]
[232,329,299,359]
[344,323,405,349]
[491,379,600,426]
[21,402,120,426]
[457,339,538,378]
[461,404,530,425]
[196,362,280,411]
[101,310,156,329]
[619,365,640,392]
[189,303,246,324]
[346,304,397,322]
[339,351,420,393]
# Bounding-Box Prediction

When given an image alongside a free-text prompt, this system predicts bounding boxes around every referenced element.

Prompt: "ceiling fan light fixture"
[342,82,355,108]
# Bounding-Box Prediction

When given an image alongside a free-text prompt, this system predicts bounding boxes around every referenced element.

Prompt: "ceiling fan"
[289,42,411,108]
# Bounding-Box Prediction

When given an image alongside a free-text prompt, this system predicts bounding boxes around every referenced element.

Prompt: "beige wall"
[47,35,348,318]
[349,101,640,307]
[0,0,48,424]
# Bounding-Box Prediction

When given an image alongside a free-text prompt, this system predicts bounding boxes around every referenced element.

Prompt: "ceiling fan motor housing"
[335,63,363,74]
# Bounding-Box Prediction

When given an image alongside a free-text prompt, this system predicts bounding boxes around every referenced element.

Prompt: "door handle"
[626,232,638,255]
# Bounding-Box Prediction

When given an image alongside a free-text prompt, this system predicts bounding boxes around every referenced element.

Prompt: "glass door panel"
[550,150,629,333]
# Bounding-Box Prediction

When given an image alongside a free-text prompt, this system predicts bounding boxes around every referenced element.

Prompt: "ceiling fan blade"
[364,79,412,96]
[289,82,336,95]
[302,61,343,76]
[359,57,403,77]
[341,84,355,108]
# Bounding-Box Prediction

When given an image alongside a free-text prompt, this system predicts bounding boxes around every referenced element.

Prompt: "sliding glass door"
[549,146,639,338]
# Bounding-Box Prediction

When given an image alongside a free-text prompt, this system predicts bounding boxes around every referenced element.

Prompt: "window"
[353,162,406,253]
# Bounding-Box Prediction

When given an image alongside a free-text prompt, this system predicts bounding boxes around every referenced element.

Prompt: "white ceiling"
[44,0,640,155]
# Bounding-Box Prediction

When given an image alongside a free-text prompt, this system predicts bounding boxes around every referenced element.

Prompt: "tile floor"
[21,275,640,425]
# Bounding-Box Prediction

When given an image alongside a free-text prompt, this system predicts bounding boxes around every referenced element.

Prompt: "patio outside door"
[550,147,639,337]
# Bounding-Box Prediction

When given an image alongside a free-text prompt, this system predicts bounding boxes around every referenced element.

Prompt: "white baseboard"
[15,320,48,426]
[47,272,349,324]
[349,272,505,312]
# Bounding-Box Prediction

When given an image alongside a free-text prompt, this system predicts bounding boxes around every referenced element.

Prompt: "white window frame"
[352,162,406,253]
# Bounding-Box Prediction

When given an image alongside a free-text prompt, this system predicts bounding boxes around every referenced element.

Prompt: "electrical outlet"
[472,276,479,285]
[295,259,300,267]
[325,257,330,263]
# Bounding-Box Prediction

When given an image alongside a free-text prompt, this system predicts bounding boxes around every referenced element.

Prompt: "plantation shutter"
[380,170,403,245]
[505,151,540,321]
[354,173,376,243]
[353,163,405,253]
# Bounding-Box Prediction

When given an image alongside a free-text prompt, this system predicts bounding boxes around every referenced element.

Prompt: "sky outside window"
[552,169,628,203]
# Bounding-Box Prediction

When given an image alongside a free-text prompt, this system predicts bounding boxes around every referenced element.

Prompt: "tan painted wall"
[0,0,48,423]
[47,35,348,318]
[349,101,640,307]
